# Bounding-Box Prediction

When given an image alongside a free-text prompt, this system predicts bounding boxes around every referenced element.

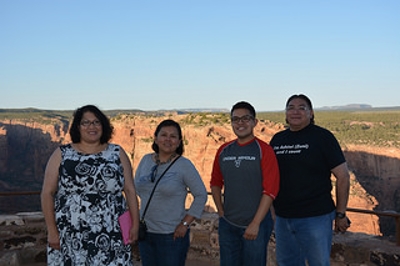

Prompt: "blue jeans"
[138,230,190,266]
[218,211,273,266]
[275,210,335,266]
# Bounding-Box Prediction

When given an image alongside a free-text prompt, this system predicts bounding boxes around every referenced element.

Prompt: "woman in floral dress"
[41,105,140,265]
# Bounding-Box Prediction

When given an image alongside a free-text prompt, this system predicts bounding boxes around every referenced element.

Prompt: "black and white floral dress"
[47,143,132,266]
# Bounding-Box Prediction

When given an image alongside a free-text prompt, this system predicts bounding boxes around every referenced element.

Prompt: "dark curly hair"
[69,105,113,144]
[151,119,184,155]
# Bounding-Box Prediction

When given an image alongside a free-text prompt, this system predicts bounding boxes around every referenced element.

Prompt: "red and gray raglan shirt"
[210,137,280,227]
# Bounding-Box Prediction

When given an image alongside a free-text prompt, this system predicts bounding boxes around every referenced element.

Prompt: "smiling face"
[79,111,103,144]
[154,125,182,156]
[285,97,314,131]
[231,108,257,143]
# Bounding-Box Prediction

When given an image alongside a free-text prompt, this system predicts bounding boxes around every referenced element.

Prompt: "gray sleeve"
[181,158,207,218]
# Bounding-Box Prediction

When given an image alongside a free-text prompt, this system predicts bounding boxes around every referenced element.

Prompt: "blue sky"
[1,1,399,112]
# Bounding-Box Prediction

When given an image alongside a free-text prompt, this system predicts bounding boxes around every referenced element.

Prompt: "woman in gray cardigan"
[134,119,207,266]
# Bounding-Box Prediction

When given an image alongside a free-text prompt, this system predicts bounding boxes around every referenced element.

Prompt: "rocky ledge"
[0,212,399,266]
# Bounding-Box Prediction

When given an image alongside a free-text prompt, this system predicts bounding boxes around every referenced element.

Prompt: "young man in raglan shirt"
[210,101,280,266]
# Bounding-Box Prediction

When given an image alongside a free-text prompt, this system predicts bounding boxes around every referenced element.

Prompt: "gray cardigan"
[134,154,207,233]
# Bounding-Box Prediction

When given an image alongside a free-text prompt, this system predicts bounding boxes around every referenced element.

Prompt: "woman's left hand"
[129,225,139,244]
[173,223,188,240]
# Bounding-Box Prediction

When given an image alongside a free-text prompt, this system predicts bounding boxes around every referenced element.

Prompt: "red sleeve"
[210,143,228,188]
[258,139,280,199]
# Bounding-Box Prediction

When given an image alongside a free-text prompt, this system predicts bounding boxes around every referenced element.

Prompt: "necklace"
[154,153,176,165]
[74,143,107,155]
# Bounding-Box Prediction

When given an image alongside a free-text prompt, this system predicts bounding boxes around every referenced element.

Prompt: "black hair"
[69,105,113,144]
[230,101,256,118]
[151,119,184,155]
[285,94,315,124]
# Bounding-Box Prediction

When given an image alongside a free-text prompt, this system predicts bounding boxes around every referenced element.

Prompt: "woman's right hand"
[47,231,61,250]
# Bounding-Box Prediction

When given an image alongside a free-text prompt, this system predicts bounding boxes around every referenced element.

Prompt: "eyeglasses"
[80,120,101,127]
[231,115,254,124]
[150,164,159,182]
[286,106,309,112]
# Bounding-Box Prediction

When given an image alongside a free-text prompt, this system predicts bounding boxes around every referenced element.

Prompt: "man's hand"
[243,222,259,240]
[335,217,351,233]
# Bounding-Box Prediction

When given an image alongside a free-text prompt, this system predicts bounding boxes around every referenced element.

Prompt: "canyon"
[0,113,399,238]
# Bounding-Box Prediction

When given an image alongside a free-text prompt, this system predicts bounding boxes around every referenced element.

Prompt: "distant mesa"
[317,104,373,110]
[173,108,230,113]
[3,105,400,114]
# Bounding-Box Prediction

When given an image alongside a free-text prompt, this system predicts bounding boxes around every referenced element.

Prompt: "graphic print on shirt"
[222,155,256,168]
[273,143,309,155]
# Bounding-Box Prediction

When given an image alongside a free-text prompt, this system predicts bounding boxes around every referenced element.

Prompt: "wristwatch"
[181,221,190,228]
[336,212,346,219]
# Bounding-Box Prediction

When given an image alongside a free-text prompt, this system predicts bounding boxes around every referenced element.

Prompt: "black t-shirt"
[270,124,346,218]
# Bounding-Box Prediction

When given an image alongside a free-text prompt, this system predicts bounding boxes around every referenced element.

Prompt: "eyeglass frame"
[231,115,255,124]
[80,120,102,127]
[150,164,159,182]
[285,105,310,112]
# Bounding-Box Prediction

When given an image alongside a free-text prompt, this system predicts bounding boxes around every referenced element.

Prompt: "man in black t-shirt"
[270,94,350,266]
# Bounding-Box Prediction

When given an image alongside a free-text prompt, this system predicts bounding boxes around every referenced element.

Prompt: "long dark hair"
[69,105,113,144]
[151,119,184,155]
[285,94,315,124]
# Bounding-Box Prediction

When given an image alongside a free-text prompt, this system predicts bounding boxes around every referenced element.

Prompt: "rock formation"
[0,114,399,238]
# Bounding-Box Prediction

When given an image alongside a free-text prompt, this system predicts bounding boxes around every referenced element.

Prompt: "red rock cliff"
[0,114,399,237]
